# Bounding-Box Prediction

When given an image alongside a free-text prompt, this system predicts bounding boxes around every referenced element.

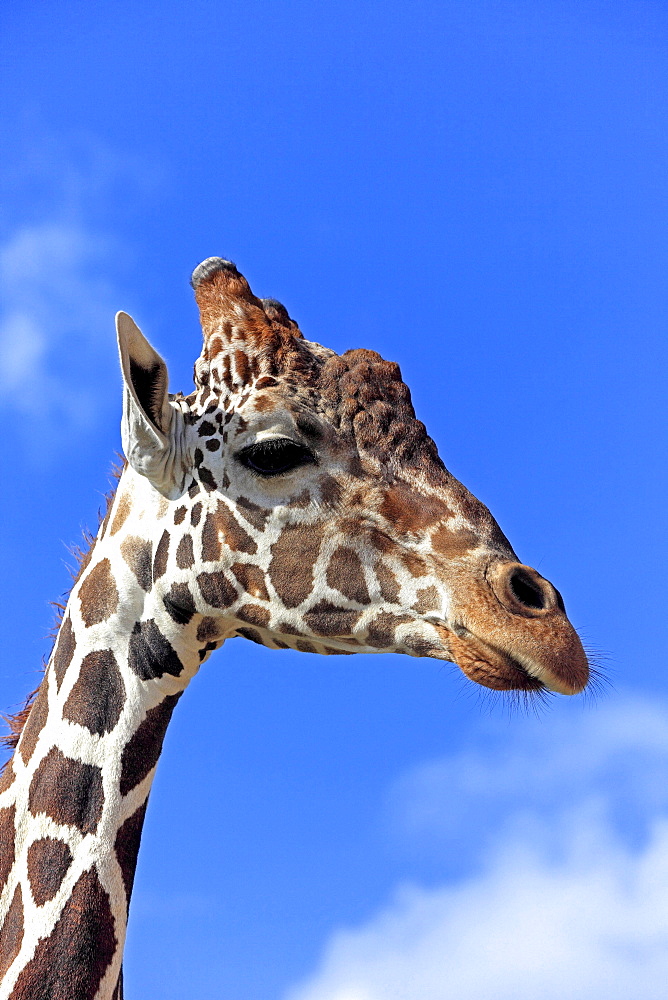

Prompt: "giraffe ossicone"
[0,258,588,999]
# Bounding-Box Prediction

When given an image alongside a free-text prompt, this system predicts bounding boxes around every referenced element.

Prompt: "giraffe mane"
[0,460,126,769]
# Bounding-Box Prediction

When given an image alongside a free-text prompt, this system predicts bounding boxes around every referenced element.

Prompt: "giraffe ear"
[116,312,189,499]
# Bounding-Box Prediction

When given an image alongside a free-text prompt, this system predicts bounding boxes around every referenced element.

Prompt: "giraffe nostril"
[508,569,547,610]
[553,586,566,613]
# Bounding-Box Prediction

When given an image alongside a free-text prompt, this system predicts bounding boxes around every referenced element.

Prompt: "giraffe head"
[117,258,588,696]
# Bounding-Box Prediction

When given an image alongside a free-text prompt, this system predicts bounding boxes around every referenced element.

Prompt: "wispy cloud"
[0,130,159,453]
[286,696,668,1000]
[390,696,668,857]
[0,222,118,433]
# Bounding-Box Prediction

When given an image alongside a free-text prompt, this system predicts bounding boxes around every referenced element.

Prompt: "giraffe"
[0,258,589,999]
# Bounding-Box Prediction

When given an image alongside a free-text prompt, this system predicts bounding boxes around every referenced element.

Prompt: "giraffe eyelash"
[235,439,317,477]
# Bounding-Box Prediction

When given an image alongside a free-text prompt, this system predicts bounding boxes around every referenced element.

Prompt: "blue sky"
[1,1,667,997]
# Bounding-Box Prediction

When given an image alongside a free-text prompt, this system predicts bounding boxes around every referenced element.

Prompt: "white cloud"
[286,696,668,1000]
[0,132,157,451]
[0,312,46,390]
[390,696,668,856]
[0,222,118,436]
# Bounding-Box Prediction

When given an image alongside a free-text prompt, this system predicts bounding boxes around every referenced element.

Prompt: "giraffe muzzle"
[442,561,589,695]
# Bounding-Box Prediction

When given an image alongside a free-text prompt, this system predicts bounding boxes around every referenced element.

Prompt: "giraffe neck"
[0,471,217,1000]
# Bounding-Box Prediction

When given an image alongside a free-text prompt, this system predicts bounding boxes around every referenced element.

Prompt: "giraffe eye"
[236,439,316,476]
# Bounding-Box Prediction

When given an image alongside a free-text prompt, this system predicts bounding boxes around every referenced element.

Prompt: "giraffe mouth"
[437,629,542,692]
[439,627,588,695]
[450,631,551,692]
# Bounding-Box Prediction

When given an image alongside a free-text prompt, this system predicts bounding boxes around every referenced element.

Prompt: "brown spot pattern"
[120,694,181,796]
[278,623,306,636]
[366,612,414,648]
[230,562,269,600]
[173,505,187,524]
[201,510,221,561]
[236,497,270,531]
[18,676,49,765]
[303,601,362,636]
[0,885,23,979]
[318,475,343,507]
[197,570,238,609]
[432,523,480,559]
[153,529,170,580]
[400,551,429,577]
[190,501,202,526]
[128,620,184,680]
[380,481,451,534]
[53,615,76,689]
[110,493,131,535]
[404,633,442,656]
[234,349,250,384]
[29,748,104,835]
[63,649,126,735]
[288,488,311,508]
[0,759,14,794]
[326,547,370,604]
[11,869,116,1000]
[197,617,221,642]
[237,627,266,645]
[176,534,195,569]
[251,393,273,413]
[121,536,153,591]
[199,466,218,491]
[269,524,323,608]
[27,837,73,906]
[412,585,440,614]
[79,558,119,626]
[0,804,16,892]
[163,583,197,625]
[115,801,148,907]
[202,502,257,558]
[237,604,270,628]
[368,528,395,555]
[376,562,401,603]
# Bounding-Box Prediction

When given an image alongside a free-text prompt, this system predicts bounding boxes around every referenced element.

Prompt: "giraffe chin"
[441,630,588,695]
